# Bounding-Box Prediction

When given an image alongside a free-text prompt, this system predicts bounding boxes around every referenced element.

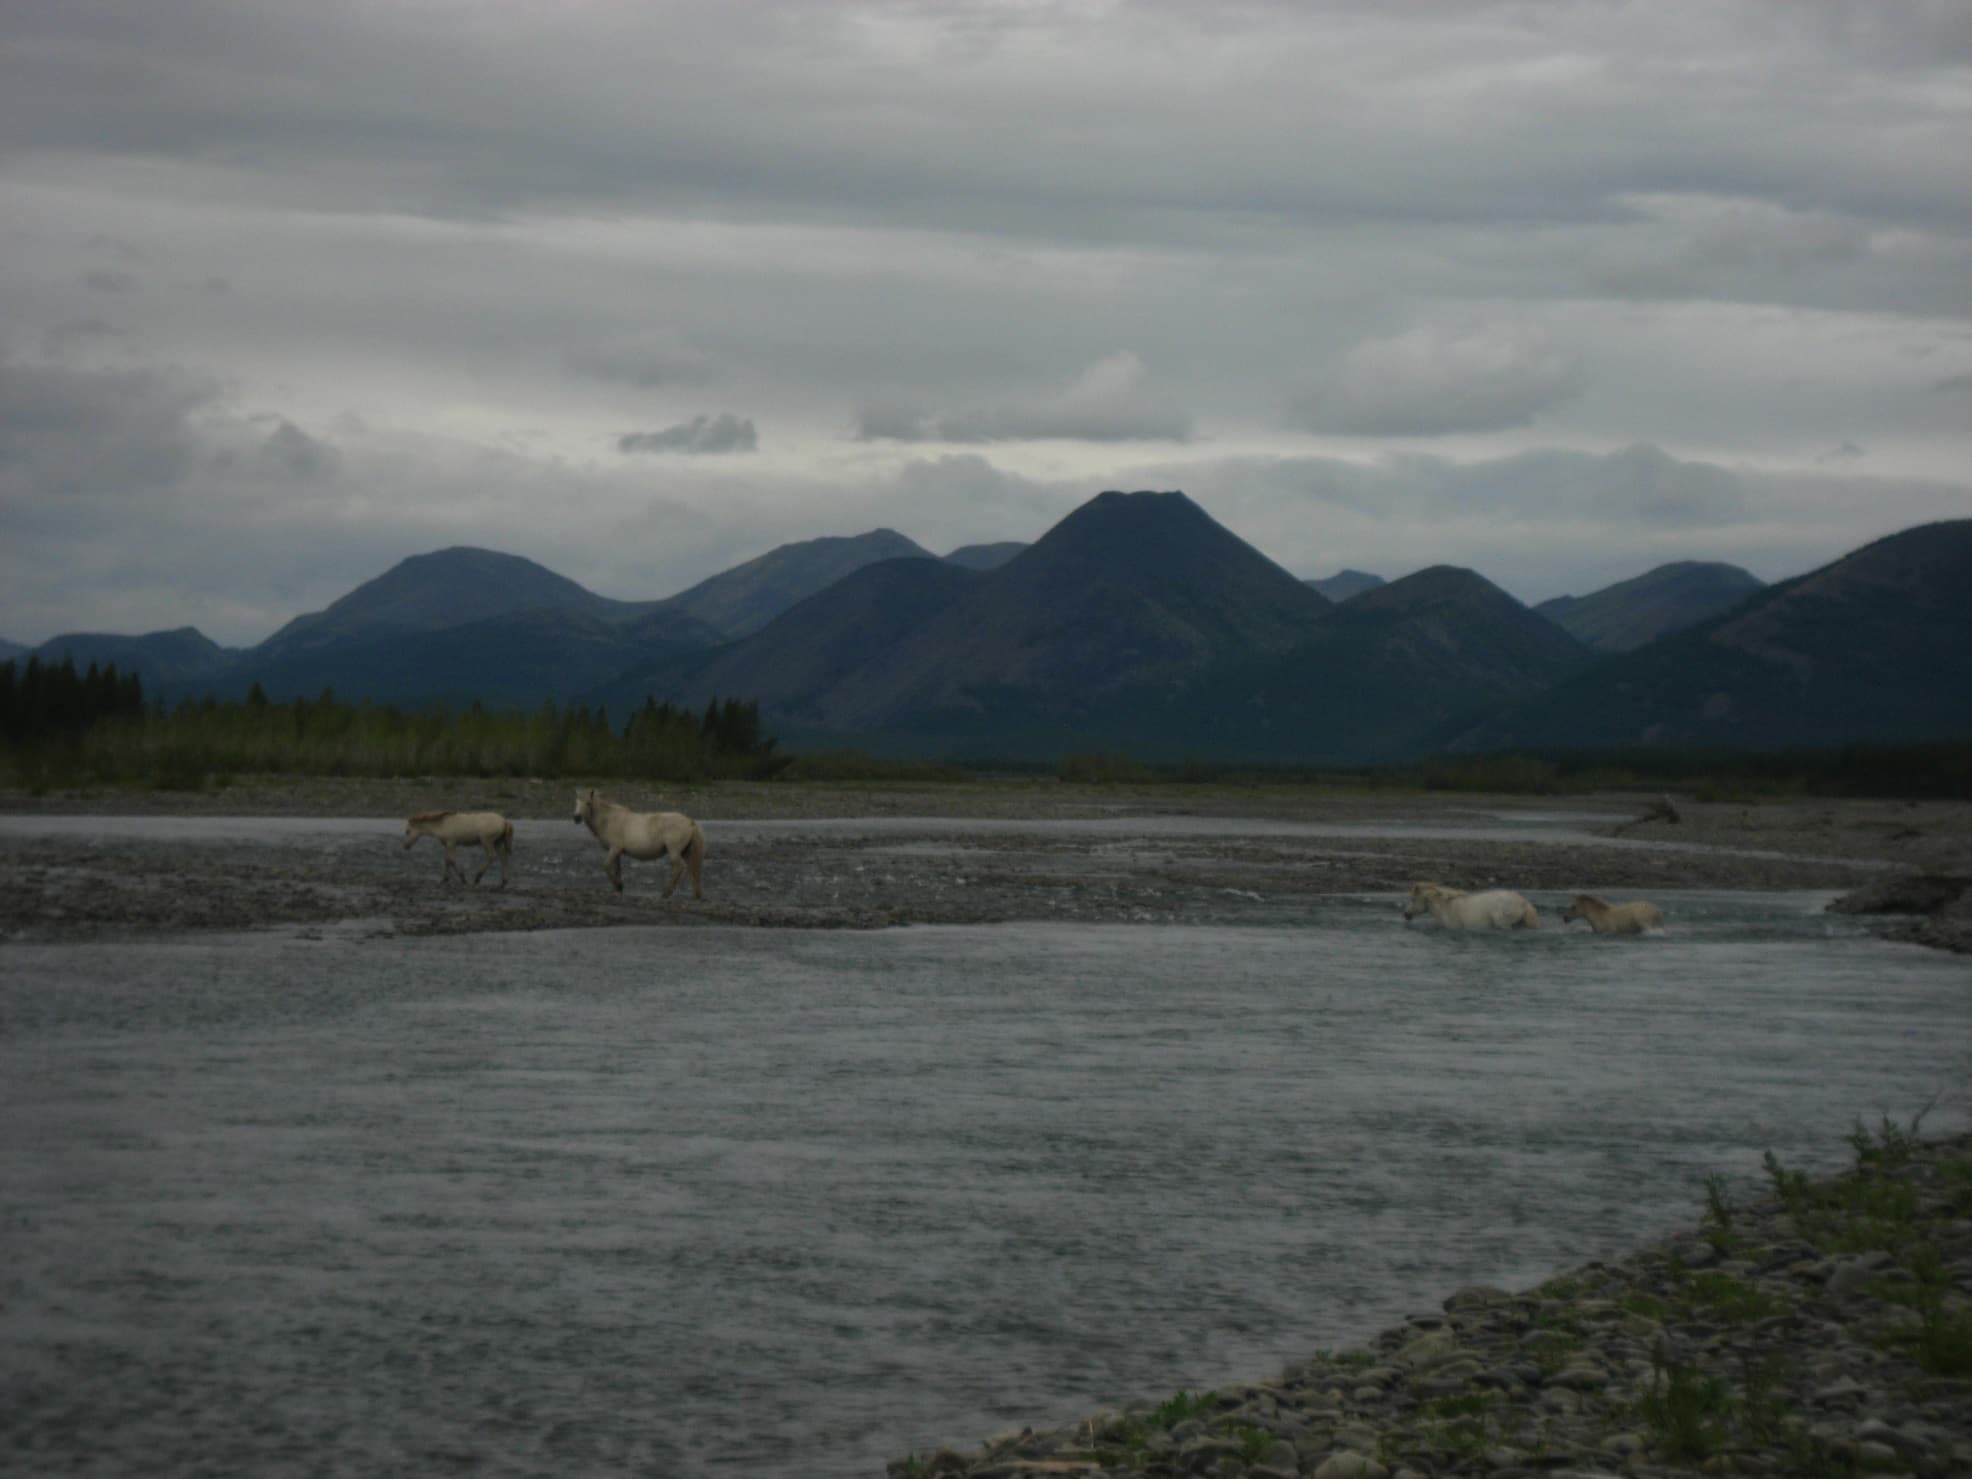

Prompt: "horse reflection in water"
[572,788,706,900]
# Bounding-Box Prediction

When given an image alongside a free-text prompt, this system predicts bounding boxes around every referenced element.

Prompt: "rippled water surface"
[3,890,1968,1477]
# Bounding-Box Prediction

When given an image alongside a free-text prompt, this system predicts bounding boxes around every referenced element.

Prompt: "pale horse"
[402,810,514,887]
[572,788,706,899]
[1560,893,1665,935]
[1401,880,1539,929]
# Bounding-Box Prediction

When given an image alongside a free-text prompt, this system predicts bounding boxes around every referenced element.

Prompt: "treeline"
[0,656,146,745]
[0,663,780,789]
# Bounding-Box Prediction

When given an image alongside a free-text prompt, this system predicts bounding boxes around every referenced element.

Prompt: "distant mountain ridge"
[943,541,1027,571]
[1536,561,1764,652]
[12,500,1966,762]
[1308,569,1385,603]
[256,546,660,661]
[795,491,1334,739]
[28,628,240,688]
[1185,565,1594,761]
[660,529,932,639]
[1453,520,1972,751]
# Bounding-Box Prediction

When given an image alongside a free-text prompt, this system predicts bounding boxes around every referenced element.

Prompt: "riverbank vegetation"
[6,655,1971,799]
[0,658,779,790]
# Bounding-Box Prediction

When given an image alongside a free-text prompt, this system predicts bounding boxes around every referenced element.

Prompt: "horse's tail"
[499,819,514,854]
[684,822,705,862]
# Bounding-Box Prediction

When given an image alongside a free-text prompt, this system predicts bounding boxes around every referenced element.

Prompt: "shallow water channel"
[3,882,1968,1476]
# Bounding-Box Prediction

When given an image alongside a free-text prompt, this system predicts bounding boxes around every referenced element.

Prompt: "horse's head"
[1400,882,1438,919]
[402,820,417,849]
[572,788,596,827]
[1560,895,1591,924]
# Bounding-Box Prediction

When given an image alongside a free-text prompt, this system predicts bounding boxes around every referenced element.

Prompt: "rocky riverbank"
[889,1129,1972,1479]
[6,780,1964,944]
[1828,875,1972,956]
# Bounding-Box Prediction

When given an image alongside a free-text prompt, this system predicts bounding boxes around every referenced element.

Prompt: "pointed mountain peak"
[1021,489,1320,598]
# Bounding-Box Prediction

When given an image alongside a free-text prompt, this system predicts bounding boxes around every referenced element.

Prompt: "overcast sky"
[3,0,1969,646]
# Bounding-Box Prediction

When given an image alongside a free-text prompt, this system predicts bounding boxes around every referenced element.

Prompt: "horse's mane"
[1572,893,1609,907]
[409,809,453,824]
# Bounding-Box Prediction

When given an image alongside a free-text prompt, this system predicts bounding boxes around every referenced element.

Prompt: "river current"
[2,871,1967,1475]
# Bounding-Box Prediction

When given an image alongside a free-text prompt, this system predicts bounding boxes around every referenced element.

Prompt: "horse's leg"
[662,843,683,899]
[495,836,510,889]
[688,838,703,901]
[443,842,462,884]
[606,846,625,893]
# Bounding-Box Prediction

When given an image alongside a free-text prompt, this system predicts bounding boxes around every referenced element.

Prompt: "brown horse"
[403,810,513,887]
[1560,893,1664,934]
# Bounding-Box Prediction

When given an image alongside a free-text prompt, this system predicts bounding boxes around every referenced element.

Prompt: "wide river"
[2,828,1967,1476]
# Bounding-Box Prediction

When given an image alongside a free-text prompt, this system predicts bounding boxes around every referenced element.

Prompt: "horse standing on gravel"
[572,788,706,900]
[1401,881,1539,930]
[403,810,514,887]
[1560,893,1665,934]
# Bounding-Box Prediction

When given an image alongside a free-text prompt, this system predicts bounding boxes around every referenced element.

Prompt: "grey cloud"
[1586,197,1875,301]
[85,233,147,263]
[1289,326,1584,437]
[569,330,712,388]
[81,270,139,294]
[619,413,758,456]
[1814,441,1867,464]
[1933,372,1972,393]
[0,357,218,519]
[12,1,1964,270]
[857,353,1192,444]
[255,419,341,478]
[38,319,121,358]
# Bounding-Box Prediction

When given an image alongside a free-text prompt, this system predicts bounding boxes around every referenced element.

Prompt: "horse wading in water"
[1560,893,1665,934]
[403,810,514,887]
[572,788,706,899]
[1402,881,1539,929]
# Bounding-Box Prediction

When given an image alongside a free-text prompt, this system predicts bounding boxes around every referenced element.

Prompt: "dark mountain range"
[791,490,1334,742]
[1536,561,1764,653]
[256,547,660,661]
[1309,569,1385,603]
[1453,520,1972,752]
[600,557,983,722]
[0,638,27,662]
[18,496,1967,763]
[659,529,932,639]
[32,627,240,688]
[943,541,1027,571]
[216,607,707,711]
[1185,566,1595,761]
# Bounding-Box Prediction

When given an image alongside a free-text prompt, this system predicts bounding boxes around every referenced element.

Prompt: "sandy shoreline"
[4,778,1968,946]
